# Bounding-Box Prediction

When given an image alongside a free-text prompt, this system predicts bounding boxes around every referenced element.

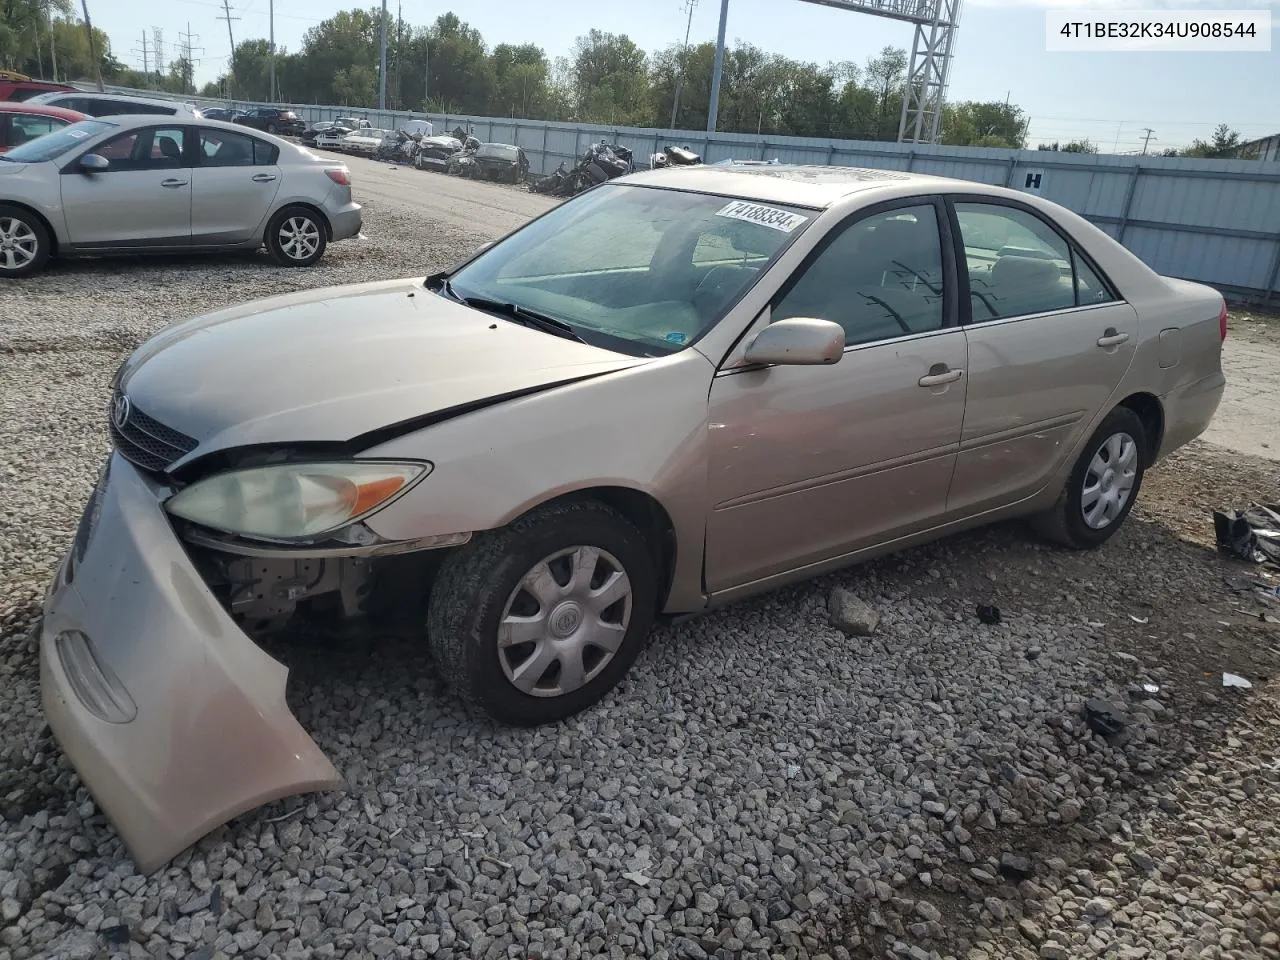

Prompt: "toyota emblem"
[112,394,131,430]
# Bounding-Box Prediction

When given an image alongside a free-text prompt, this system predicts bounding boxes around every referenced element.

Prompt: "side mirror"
[743,317,845,366]
[80,154,109,172]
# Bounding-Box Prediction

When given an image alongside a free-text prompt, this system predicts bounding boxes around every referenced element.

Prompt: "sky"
[92,0,1279,151]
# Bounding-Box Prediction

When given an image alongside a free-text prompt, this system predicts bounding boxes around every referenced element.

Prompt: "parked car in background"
[401,119,433,138]
[469,142,530,183]
[234,107,305,136]
[0,115,361,276]
[313,127,351,151]
[0,70,75,102]
[340,128,391,156]
[301,120,342,146]
[415,135,462,171]
[0,103,87,153]
[335,116,371,131]
[24,91,202,118]
[40,164,1227,874]
[200,107,243,123]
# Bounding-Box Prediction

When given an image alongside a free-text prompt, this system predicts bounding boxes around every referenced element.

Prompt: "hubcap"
[1081,431,1138,529]
[0,217,38,271]
[278,217,320,261]
[497,545,632,698]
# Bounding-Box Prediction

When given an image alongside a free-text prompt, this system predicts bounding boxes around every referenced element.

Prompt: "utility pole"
[378,0,389,110]
[49,2,59,82]
[133,31,149,79]
[268,0,276,102]
[178,23,203,94]
[423,37,429,110]
[670,0,699,130]
[80,0,104,92]
[706,0,729,133]
[1140,127,1156,155]
[218,0,239,96]
[395,0,403,111]
[33,9,44,78]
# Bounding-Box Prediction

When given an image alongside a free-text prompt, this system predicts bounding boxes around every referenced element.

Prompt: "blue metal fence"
[107,85,1280,304]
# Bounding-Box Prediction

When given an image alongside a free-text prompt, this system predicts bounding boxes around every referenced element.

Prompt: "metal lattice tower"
[708,0,963,144]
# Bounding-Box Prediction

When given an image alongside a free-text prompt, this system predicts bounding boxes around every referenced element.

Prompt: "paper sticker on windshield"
[715,200,808,233]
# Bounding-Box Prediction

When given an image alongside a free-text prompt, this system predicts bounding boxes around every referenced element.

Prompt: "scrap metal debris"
[1213,504,1280,565]
[1083,698,1128,737]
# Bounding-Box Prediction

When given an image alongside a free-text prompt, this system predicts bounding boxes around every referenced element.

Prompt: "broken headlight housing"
[165,460,430,542]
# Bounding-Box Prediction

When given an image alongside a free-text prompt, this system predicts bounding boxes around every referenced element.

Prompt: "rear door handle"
[160,178,188,188]
[251,173,277,182]
[919,368,964,387]
[1097,328,1130,348]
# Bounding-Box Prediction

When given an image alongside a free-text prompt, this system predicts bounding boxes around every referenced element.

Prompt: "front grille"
[108,394,198,473]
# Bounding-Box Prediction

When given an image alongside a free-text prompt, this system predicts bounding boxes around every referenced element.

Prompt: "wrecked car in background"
[468,142,530,183]
[414,135,463,171]
[43,164,1226,873]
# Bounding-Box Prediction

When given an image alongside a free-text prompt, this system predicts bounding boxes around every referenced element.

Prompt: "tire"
[0,204,51,278]
[266,206,327,267]
[427,499,658,726]
[266,122,278,134]
[1032,405,1148,549]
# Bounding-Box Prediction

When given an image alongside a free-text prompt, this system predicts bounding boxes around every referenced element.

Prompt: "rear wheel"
[1032,406,1148,549]
[266,122,279,134]
[266,206,327,267]
[426,499,658,726]
[0,204,50,278]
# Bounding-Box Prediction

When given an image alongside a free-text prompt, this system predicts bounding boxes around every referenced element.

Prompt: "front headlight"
[165,460,430,541]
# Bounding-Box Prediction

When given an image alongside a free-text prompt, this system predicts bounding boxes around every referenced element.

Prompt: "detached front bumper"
[41,454,343,874]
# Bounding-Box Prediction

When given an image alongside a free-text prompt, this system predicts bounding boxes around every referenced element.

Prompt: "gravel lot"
[1,158,1278,960]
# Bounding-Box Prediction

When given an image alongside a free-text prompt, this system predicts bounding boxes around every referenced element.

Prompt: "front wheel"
[0,204,51,278]
[266,122,278,134]
[1032,406,1148,549]
[266,206,327,267]
[427,499,658,726]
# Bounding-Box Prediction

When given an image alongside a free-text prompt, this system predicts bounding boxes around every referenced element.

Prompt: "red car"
[0,102,88,153]
[0,70,76,103]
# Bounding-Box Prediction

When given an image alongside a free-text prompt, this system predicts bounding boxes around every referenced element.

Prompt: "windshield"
[2,119,114,162]
[478,143,518,160]
[446,183,814,356]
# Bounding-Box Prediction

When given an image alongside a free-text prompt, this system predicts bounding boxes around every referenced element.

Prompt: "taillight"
[1218,301,1228,342]
[325,168,351,186]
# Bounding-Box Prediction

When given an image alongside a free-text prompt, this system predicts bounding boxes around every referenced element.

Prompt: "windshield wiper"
[458,295,587,343]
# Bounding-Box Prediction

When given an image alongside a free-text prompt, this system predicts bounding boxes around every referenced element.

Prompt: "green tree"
[1182,122,1241,158]
[571,29,649,125]
[1037,139,1099,153]
[942,100,1028,149]
[863,45,907,141]
[488,42,548,117]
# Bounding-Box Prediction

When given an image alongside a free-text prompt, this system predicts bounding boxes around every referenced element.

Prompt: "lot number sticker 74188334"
[715,200,809,233]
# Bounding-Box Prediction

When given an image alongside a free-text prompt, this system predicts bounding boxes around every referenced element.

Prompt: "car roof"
[617,164,987,209]
[35,91,198,112]
[0,103,86,121]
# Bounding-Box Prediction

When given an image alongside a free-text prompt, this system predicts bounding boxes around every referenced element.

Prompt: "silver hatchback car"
[0,114,362,276]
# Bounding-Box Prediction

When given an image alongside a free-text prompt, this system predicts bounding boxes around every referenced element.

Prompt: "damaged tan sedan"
[42,164,1227,872]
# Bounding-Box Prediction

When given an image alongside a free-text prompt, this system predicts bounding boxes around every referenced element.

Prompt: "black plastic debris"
[210,883,223,917]
[1083,698,1127,737]
[999,852,1034,881]
[101,924,130,946]
[977,604,1002,625]
[1213,504,1280,565]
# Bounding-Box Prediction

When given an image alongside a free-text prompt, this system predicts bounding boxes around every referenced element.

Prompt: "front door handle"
[919,367,964,387]
[160,178,188,188]
[251,173,277,182]
[1097,328,1130,348]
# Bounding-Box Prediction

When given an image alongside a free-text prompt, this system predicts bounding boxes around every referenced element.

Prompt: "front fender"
[357,351,716,612]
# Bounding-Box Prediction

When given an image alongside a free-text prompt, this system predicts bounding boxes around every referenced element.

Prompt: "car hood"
[117,277,647,463]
